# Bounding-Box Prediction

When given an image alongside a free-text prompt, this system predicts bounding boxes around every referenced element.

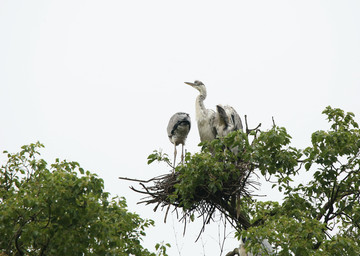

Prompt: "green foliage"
[0,142,165,256]
[242,107,360,255]
[149,119,302,213]
[148,106,360,255]
[147,150,171,166]
[155,242,171,256]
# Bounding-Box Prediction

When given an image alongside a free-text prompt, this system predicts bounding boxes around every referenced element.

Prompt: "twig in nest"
[245,115,261,135]
[126,157,258,240]
[164,205,171,223]
[119,174,168,183]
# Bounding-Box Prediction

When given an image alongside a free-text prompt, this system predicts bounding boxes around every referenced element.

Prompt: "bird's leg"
[181,144,184,164]
[173,144,177,170]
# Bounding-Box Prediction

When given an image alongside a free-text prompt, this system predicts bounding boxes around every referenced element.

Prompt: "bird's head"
[184,80,206,95]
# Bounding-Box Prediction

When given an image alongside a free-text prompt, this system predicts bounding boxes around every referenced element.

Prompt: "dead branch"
[245,115,261,135]
[122,123,266,241]
[125,155,259,240]
[119,174,168,183]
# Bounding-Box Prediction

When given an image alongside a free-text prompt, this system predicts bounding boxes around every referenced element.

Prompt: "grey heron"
[185,80,243,143]
[167,112,191,167]
[184,80,217,142]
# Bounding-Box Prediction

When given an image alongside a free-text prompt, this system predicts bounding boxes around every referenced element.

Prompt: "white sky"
[1,1,360,255]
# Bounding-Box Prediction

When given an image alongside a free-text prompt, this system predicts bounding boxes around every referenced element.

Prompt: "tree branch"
[15,228,24,256]
[119,174,169,183]
[245,115,261,135]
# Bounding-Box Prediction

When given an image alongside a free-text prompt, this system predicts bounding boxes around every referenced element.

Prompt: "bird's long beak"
[184,82,195,86]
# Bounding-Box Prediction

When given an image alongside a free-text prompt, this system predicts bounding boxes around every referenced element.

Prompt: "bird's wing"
[224,105,243,131]
[216,105,230,128]
[208,109,218,138]
[229,107,243,131]
[167,113,191,137]
[184,113,191,131]
[167,115,177,137]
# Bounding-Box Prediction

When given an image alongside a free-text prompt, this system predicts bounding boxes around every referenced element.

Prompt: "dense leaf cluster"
[147,107,360,255]
[0,142,163,256]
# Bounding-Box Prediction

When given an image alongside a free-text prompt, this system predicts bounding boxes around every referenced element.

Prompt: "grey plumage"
[185,80,217,142]
[167,112,191,167]
[185,80,243,143]
[214,104,243,138]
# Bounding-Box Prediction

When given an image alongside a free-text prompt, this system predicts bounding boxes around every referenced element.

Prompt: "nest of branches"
[119,117,262,237]
[122,154,259,238]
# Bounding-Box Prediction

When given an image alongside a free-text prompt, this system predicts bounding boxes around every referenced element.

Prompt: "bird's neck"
[195,93,207,120]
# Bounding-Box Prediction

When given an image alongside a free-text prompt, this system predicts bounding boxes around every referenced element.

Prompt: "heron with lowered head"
[167,112,191,168]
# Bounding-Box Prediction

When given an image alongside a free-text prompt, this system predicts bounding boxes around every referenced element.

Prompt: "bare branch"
[119,174,169,183]
[272,116,276,127]
[245,115,261,135]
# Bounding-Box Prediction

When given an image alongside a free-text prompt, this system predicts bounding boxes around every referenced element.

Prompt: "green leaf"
[0,143,161,256]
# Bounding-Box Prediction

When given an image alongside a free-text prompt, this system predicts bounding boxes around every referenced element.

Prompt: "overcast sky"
[1,1,360,255]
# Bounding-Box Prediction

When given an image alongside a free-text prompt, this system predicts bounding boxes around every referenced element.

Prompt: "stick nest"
[127,159,258,234]
[121,117,263,236]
